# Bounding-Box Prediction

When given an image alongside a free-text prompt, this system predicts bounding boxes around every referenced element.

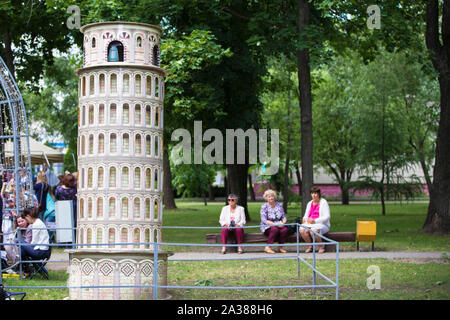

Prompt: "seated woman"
[16,213,32,244]
[5,213,33,266]
[299,186,331,253]
[260,189,289,254]
[19,207,50,265]
[219,194,246,254]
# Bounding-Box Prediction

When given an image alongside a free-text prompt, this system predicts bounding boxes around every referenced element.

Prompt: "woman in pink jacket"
[300,186,331,253]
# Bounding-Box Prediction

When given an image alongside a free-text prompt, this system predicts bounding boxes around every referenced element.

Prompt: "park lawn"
[161,200,449,252]
[166,257,450,300]
[3,257,449,300]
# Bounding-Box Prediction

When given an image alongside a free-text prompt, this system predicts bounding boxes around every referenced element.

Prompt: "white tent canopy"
[4,137,65,165]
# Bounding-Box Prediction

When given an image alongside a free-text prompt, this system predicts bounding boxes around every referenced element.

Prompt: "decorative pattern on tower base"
[67,250,172,300]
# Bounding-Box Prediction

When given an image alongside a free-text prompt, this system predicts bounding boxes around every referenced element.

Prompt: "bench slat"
[206,232,356,244]
[206,231,356,252]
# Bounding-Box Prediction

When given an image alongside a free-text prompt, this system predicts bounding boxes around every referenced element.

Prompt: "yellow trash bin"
[357,220,376,251]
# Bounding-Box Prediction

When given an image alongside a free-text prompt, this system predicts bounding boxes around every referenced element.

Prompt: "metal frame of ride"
[0,56,34,285]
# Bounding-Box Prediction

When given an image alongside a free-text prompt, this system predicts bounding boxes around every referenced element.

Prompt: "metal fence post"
[336,242,339,300]
[297,223,300,279]
[18,228,23,280]
[312,229,316,294]
[153,240,159,300]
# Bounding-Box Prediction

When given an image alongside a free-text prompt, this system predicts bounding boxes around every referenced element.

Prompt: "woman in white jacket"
[219,194,246,254]
[300,186,331,253]
[20,207,50,276]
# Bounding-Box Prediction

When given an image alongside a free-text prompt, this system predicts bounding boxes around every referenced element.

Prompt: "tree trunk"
[224,174,229,206]
[423,0,450,234]
[248,174,256,201]
[294,162,302,195]
[297,0,314,215]
[423,74,450,233]
[162,144,177,210]
[380,100,386,216]
[419,156,433,196]
[283,146,290,214]
[2,29,15,79]
[283,90,292,214]
[341,183,350,205]
[227,164,250,221]
[208,181,215,201]
[380,162,386,216]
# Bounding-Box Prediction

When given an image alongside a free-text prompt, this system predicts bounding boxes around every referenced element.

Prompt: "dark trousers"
[264,226,289,244]
[19,240,50,260]
[221,228,244,244]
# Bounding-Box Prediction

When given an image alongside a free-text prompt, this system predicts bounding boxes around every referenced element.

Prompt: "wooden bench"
[205,231,356,252]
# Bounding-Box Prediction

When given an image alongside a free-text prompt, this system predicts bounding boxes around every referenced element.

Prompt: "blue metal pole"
[336,242,339,300]
[297,223,300,279]
[153,241,159,300]
[18,229,23,280]
[312,229,316,294]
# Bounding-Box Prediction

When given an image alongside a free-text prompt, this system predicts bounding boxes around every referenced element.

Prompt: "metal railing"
[1,223,340,300]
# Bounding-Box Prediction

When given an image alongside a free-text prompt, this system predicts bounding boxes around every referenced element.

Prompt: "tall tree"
[296,0,314,214]
[423,0,450,234]
[312,54,364,205]
[0,0,73,83]
[161,30,232,209]
[150,0,267,221]
[261,54,301,213]
[220,0,349,213]
[22,54,81,172]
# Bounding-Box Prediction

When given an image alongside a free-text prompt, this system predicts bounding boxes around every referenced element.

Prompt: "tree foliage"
[0,0,74,85]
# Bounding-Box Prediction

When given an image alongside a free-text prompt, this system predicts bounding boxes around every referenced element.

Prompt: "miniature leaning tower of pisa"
[67,21,170,300]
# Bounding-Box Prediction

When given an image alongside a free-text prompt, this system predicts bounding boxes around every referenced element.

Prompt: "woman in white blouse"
[300,186,331,253]
[20,207,50,265]
[219,194,246,254]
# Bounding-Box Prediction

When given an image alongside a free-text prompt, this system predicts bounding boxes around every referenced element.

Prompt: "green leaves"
[161,29,232,133]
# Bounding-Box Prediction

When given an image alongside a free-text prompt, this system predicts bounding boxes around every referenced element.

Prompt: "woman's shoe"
[238,248,244,254]
[264,247,276,254]
[277,247,287,253]
[221,248,227,254]
[305,247,313,253]
[318,248,326,254]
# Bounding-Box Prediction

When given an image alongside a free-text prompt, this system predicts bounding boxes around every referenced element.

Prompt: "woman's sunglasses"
[228,198,236,202]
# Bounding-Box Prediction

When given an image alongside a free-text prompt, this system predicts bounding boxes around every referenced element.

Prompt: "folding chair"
[23,247,52,280]
[0,284,26,300]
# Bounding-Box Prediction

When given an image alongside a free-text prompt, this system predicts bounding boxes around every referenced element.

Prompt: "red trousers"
[221,228,244,244]
[264,226,289,244]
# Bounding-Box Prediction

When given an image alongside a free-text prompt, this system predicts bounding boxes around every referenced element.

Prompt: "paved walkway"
[45,251,449,271]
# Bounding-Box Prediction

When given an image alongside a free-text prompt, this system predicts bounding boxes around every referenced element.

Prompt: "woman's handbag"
[286,217,302,235]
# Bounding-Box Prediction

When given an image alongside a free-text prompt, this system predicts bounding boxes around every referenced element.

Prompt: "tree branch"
[220,6,289,29]
[426,0,449,75]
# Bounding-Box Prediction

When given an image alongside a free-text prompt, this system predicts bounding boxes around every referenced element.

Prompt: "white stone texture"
[69,22,169,300]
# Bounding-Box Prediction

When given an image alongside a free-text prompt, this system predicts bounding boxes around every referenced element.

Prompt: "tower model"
[67,21,170,300]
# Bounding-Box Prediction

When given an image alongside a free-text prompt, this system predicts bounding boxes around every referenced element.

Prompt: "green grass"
[166,258,450,300]
[2,271,68,300]
[3,258,449,300]
[161,201,449,252]
[3,200,449,300]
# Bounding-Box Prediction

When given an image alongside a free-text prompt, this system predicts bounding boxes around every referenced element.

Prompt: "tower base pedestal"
[67,249,172,300]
